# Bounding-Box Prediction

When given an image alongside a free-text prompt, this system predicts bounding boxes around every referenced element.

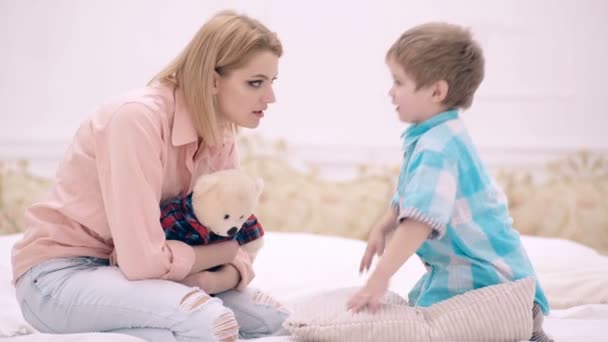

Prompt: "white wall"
[1,0,607,165]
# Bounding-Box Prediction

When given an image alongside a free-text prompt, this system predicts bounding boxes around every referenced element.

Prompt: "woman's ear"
[212,70,221,95]
[431,80,449,104]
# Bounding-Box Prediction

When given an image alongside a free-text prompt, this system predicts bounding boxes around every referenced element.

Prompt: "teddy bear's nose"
[227,227,238,236]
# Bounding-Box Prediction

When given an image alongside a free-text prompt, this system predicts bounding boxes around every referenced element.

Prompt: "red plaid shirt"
[160,193,264,246]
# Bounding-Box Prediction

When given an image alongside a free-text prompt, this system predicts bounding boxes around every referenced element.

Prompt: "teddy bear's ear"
[194,173,219,194]
[255,177,264,198]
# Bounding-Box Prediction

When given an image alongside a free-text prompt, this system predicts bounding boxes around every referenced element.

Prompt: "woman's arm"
[180,264,240,294]
[95,103,195,281]
[189,240,239,274]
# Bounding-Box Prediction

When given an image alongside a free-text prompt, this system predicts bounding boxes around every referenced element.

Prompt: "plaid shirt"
[392,109,549,314]
[160,193,264,246]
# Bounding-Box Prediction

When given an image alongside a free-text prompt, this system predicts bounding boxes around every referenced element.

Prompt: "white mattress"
[1,232,607,341]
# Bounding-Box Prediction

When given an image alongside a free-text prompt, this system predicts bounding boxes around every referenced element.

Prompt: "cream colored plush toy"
[161,168,265,257]
[160,168,265,293]
[191,168,265,256]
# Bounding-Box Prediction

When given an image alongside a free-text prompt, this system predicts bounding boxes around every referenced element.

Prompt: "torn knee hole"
[179,290,211,310]
[251,290,286,310]
[179,290,198,305]
[213,311,238,342]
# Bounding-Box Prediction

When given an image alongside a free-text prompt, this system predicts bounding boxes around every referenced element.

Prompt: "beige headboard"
[238,136,608,254]
[1,136,607,254]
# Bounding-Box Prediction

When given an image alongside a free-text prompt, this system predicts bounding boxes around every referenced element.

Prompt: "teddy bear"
[160,168,265,292]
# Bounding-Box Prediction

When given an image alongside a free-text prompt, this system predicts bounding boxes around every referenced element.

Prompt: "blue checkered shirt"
[392,109,549,314]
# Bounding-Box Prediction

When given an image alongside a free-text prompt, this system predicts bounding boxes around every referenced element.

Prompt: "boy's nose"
[227,227,238,236]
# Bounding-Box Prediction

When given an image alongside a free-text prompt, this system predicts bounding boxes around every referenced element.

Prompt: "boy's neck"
[412,106,453,124]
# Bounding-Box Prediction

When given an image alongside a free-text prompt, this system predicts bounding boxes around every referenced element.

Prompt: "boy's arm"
[378,206,400,232]
[347,218,432,313]
[372,219,431,280]
[359,207,398,273]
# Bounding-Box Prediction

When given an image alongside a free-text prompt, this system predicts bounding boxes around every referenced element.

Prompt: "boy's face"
[386,57,437,124]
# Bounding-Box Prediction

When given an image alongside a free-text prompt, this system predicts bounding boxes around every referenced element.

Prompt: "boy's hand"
[359,208,398,273]
[346,273,389,313]
[359,227,386,273]
[352,219,432,314]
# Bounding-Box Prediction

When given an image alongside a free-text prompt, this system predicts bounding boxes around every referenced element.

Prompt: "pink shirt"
[11,83,239,282]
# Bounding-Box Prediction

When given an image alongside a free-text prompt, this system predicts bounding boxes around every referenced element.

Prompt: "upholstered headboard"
[1,136,607,254]
[238,136,608,254]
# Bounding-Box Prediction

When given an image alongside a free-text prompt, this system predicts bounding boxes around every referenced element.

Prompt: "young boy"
[346,22,552,341]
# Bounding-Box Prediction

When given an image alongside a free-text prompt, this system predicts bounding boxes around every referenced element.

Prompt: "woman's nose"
[262,87,276,104]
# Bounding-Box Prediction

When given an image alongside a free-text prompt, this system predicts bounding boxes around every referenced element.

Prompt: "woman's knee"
[249,289,290,333]
[15,272,61,333]
[176,289,239,342]
[218,289,290,338]
[211,310,239,342]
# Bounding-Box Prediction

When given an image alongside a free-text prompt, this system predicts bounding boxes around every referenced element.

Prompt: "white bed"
[2,231,607,341]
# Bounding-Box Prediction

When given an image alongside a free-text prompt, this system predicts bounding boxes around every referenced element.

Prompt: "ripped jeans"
[15,257,290,342]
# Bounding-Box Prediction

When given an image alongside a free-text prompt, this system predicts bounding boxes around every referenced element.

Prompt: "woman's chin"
[239,119,261,129]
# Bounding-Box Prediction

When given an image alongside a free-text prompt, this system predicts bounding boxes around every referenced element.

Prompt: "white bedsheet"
[1,232,607,341]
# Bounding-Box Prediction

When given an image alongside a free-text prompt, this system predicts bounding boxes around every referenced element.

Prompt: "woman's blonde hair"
[150,10,283,145]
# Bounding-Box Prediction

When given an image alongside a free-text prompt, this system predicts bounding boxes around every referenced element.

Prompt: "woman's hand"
[230,248,256,291]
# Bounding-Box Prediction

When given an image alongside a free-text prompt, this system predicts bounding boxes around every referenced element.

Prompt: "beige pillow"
[521,236,608,309]
[496,150,608,254]
[240,155,395,241]
[284,277,535,342]
[0,160,52,235]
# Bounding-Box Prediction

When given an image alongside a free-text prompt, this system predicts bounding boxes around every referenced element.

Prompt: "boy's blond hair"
[151,10,283,145]
[387,22,484,109]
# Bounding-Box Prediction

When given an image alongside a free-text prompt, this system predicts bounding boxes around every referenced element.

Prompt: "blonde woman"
[12,10,288,342]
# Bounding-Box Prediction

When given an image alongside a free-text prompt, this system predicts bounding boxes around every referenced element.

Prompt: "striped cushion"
[285,277,535,342]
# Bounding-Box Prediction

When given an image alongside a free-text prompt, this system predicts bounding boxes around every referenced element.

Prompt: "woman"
[12,10,288,342]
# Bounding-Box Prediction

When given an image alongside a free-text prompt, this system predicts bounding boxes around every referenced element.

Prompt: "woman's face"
[214,50,279,129]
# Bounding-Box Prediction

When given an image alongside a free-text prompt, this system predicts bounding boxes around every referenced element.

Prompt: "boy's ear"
[431,80,449,104]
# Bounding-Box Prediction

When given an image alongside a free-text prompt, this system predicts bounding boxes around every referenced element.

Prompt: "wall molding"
[0,140,70,161]
[1,139,607,178]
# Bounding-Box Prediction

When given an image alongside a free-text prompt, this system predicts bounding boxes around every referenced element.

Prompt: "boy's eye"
[248,80,263,88]
[224,214,230,220]
[393,80,401,86]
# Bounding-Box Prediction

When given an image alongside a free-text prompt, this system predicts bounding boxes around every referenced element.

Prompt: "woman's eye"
[224,214,230,220]
[248,80,263,88]
[240,215,244,220]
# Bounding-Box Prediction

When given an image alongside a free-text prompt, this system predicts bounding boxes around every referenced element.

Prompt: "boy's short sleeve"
[392,150,458,239]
